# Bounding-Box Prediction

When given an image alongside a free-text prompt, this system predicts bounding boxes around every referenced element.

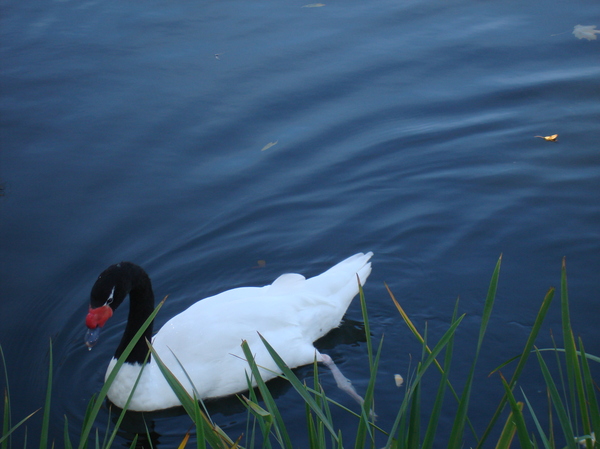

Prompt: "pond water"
[1,0,599,447]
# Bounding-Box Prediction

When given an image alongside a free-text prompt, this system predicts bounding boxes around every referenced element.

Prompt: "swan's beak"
[85,305,113,350]
[85,327,101,350]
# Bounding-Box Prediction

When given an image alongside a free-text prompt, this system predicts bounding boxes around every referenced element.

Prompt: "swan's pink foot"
[320,353,376,420]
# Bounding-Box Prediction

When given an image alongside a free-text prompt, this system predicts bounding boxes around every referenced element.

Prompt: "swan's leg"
[319,353,364,405]
[319,353,377,420]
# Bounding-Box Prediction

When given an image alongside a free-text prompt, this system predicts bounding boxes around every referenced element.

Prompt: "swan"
[84,252,373,411]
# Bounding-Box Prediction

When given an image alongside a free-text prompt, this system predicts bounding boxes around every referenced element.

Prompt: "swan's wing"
[150,252,373,400]
[152,295,312,398]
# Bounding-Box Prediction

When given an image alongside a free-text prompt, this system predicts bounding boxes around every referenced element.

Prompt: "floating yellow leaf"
[252,260,266,269]
[261,140,278,151]
[302,3,325,7]
[535,134,558,142]
[573,25,600,41]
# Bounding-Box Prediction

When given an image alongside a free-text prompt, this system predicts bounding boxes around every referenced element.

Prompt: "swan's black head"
[85,262,153,350]
[89,262,140,312]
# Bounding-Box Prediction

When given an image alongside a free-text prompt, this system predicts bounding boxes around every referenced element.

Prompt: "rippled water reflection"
[1,0,599,446]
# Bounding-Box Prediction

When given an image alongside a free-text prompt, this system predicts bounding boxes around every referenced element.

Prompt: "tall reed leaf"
[354,336,384,448]
[520,388,552,449]
[499,375,531,448]
[560,258,592,445]
[478,286,555,449]
[448,254,502,448]
[147,343,233,448]
[77,296,166,449]
[240,339,293,449]
[387,284,478,438]
[494,397,525,449]
[535,348,577,449]
[421,298,460,449]
[1,344,12,449]
[385,312,465,448]
[39,340,53,449]
[255,335,339,443]
[354,284,383,447]
[578,338,600,443]
[0,409,38,445]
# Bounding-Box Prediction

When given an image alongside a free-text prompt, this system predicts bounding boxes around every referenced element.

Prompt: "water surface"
[1,0,599,446]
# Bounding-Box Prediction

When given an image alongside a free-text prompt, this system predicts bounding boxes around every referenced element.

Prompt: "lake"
[1,0,599,447]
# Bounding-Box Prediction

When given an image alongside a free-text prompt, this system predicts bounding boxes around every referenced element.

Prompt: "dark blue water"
[1,0,599,446]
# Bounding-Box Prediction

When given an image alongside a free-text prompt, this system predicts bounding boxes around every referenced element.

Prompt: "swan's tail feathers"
[306,252,373,297]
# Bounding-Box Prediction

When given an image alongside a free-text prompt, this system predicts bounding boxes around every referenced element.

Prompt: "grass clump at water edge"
[1,256,598,448]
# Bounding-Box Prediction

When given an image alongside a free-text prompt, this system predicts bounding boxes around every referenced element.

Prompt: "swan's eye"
[106,286,116,305]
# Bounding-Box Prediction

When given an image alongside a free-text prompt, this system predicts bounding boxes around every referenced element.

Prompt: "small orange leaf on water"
[535,134,558,142]
[252,260,266,269]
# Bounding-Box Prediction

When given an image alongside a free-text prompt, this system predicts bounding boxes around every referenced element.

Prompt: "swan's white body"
[105,252,373,411]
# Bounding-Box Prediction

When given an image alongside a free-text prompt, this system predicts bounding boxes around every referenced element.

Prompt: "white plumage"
[90,252,373,411]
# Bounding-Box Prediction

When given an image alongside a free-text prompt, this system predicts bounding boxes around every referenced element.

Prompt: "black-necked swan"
[84,252,373,411]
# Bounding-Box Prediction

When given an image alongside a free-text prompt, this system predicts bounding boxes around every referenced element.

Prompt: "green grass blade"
[311,359,337,448]
[489,287,556,380]
[386,283,444,374]
[1,344,13,449]
[406,376,421,449]
[100,406,112,449]
[353,281,381,448]
[478,286,555,449]
[240,339,293,449]
[494,398,524,449]
[63,415,73,449]
[1,389,8,449]
[520,388,552,449]
[560,258,591,448]
[385,313,465,448]
[103,352,153,449]
[0,409,39,445]
[387,284,478,438]
[242,397,273,449]
[156,346,217,433]
[499,375,531,448]
[127,434,138,449]
[147,343,232,448]
[535,348,600,364]
[578,338,600,441]
[77,296,166,449]
[304,400,317,449]
[354,335,384,448]
[358,281,373,367]
[448,254,502,448]
[560,258,578,423]
[254,335,338,444]
[39,340,53,449]
[476,255,502,353]
[148,348,195,417]
[560,259,592,444]
[422,297,459,449]
[535,348,577,449]
[194,397,207,449]
[240,392,267,449]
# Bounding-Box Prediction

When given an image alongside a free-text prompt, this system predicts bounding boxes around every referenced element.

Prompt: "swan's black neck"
[92,262,155,364]
[116,265,155,364]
